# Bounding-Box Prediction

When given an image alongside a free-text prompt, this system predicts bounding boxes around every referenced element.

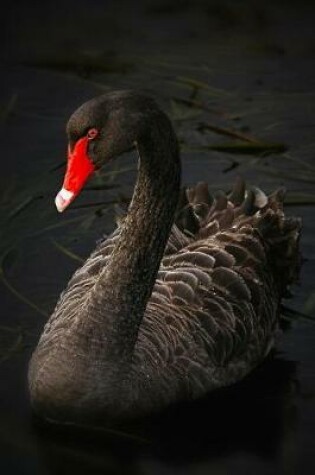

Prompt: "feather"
[211,267,251,301]
[171,251,216,269]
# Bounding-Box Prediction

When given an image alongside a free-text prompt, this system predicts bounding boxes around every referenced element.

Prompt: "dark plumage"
[28,91,301,425]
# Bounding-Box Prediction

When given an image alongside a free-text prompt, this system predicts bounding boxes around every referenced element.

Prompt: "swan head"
[55,90,158,212]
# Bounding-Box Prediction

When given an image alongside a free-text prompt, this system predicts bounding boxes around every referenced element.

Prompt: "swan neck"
[92,118,181,357]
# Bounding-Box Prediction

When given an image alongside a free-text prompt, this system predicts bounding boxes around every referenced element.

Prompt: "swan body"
[29,91,301,424]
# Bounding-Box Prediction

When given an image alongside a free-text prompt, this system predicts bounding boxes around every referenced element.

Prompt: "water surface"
[1,1,315,473]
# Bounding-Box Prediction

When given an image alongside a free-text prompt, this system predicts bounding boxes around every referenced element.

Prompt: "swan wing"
[131,179,301,406]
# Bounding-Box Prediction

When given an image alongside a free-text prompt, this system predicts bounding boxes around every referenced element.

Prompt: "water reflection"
[33,355,297,474]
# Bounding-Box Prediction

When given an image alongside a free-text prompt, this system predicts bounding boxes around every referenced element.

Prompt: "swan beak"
[55,188,75,213]
[55,136,95,212]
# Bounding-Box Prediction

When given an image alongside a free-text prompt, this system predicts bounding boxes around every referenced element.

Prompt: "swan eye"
[87,128,99,140]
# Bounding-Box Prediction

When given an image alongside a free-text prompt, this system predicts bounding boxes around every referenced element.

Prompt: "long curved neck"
[89,115,181,359]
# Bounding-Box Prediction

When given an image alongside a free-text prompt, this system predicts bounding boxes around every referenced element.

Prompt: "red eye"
[87,128,99,140]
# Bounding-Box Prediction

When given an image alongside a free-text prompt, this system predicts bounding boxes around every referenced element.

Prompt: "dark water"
[1,1,315,474]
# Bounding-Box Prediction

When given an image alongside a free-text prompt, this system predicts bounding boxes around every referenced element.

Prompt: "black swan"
[28,91,301,425]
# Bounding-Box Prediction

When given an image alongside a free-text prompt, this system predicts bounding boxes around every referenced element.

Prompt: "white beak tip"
[55,188,74,213]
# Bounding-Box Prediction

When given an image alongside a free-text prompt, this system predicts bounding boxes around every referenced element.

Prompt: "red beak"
[55,137,95,212]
